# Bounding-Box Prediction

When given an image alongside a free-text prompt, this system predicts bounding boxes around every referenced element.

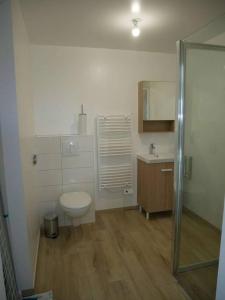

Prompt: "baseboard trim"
[96,205,138,214]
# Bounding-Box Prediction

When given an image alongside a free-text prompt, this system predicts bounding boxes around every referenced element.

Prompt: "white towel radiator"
[97,115,133,190]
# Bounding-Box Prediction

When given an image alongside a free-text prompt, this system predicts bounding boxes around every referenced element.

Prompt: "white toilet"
[60,192,92,227]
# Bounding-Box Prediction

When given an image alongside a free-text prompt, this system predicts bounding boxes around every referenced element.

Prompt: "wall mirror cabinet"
[138,81,176,132]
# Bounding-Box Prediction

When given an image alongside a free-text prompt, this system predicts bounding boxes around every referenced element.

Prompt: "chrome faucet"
[149,143,156,155]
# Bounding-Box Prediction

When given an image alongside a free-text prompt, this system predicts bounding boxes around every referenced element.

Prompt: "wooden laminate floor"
[35,209,221,300]
[35,209,187,300]
[177,265,218,300]
[177,210,220,300]
[179,210,221,266]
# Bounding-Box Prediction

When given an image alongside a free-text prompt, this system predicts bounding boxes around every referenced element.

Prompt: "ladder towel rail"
[97,115,133,190]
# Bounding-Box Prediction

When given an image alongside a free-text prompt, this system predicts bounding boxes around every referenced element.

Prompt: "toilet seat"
[60,192,92,209]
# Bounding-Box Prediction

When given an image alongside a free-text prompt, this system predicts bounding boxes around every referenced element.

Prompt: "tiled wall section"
[35,135,95,226]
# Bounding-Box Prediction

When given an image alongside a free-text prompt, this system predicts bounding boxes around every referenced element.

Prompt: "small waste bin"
[44,213,59,238]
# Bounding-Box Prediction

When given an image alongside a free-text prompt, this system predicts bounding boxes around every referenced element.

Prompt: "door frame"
[172,40,225,275]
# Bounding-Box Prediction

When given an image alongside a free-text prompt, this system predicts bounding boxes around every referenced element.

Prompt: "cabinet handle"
[161,168,173,172]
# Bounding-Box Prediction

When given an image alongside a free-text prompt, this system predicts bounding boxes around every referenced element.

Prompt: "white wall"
[31,45,176,209]
[0,0,39,291]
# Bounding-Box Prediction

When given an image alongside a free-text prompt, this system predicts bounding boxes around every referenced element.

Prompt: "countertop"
[137,153,174,164]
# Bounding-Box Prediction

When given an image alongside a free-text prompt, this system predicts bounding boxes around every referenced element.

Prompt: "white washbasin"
[137,153,174,164]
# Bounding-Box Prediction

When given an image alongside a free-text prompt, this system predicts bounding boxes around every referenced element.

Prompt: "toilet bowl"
[60,192,92,226]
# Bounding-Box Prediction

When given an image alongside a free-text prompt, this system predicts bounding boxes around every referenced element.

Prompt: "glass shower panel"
[179,46,225,268]
[174,42,225,300]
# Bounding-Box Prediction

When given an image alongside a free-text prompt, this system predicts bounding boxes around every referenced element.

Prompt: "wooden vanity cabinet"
[137,159,174,213]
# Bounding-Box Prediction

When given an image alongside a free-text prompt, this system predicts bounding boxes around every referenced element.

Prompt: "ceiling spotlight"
[132,19,141,37]
[131,2,140,13]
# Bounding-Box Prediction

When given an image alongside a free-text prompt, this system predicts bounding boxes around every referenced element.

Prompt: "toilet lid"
[60,192,92,209]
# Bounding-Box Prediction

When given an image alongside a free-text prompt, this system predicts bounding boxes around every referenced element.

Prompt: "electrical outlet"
[123,188,133,195]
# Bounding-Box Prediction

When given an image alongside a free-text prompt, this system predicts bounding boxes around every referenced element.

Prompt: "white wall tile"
[37,185,62,202]
[62,182,94,197]
[78,135,93,151]
[62,152,93,169]
[36,154,61,170]
[80,202,95,224]
[62,168,94,185]
[54,201,65,226]
[36,170,62,186]
[63,214,72,226]
[39,200,56,223]
[35,136,61,154]
[35,134,96,227]
[39,200,65,226]
[61,135,93,153]
[62,168,93,185]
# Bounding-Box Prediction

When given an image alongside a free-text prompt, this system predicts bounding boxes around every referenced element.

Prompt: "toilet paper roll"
[78,114,87,135]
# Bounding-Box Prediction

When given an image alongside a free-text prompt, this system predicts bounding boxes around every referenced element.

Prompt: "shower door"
[173,41,225,300]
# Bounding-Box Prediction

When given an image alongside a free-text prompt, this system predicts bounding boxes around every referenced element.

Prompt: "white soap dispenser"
[78,104,87,135]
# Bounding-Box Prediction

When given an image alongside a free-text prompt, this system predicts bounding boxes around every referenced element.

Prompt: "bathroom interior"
[1,0,225,300]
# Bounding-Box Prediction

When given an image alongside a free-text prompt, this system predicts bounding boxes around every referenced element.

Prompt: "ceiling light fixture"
[132,19,141,37]
[131,2,140,13]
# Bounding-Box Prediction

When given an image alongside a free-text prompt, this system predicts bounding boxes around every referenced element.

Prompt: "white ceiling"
[20,0,225,53]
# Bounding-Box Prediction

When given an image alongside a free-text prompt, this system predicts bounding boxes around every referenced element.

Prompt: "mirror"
[142,81,176,121]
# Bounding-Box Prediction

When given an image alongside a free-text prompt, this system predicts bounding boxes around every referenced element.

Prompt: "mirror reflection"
[142,81,176,121]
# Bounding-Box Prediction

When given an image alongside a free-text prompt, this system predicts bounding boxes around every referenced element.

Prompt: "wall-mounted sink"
[137,153,174,164]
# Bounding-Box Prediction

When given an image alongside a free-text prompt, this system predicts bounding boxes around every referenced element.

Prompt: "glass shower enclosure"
[173,41,225,300]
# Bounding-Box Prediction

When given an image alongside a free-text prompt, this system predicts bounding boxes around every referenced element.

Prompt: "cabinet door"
[143,162,174,213]
[158,162,174,211]
[137,159,145,207]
